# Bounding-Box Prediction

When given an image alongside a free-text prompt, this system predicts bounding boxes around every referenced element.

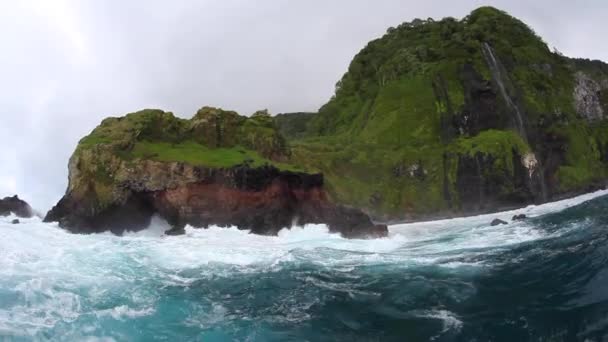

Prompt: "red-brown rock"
[45,164,387,239]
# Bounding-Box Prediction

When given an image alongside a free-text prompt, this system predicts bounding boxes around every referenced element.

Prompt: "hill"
[279,6,608,220]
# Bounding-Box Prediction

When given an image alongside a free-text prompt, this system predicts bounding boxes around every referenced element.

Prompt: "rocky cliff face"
[574,71,605,122]
[45,108,386,238]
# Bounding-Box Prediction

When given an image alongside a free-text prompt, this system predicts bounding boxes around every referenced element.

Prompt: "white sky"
[1,0,607,211]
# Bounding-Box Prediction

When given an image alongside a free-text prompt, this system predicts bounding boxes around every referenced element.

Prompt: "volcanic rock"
[0,195,33,218]
[512,214,527,221]
[491,218,508,226]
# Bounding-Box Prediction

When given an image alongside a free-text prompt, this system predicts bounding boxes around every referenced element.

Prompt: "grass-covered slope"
[77,107,294,169]
[280,6,608,220]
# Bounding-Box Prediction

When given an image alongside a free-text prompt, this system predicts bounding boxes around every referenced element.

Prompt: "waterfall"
[481,43,527,139]
[482,43,548,202]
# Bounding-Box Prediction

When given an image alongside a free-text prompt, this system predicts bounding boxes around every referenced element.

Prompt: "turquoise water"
[1,190,607,341]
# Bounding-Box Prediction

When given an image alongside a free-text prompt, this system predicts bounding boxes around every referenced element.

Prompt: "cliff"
[45,107,387,238]
[279,6,608,221]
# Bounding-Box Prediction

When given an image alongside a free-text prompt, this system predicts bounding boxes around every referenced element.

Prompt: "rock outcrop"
[0,195,33,218]
[45,108,387,238]
[512,214,527,221]
[491,218,508,226]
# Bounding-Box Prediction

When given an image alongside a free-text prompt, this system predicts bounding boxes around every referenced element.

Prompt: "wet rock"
[491,218,508,226]
[11,219,20,224]
[512,214,527,221]
[0,195,33,218]
[164,227,186,236]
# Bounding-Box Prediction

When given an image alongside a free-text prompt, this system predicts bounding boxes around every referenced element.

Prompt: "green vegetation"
[551,124,607,191]
[454,130,529,158]
[130,141,271,168]
[76,107,299,178]
[129,140,301,171]
[274,112,316,140]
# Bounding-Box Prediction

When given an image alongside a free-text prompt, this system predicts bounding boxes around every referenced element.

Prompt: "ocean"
[1,190,608,341]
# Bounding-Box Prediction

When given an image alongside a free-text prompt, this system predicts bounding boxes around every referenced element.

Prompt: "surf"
[1,189,607,340]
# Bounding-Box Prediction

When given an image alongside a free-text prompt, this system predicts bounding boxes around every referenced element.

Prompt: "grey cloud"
[1,0,606,210]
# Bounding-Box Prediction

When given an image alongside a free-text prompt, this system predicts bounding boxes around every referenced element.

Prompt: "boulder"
[491,218,508,226]
[512,214,527,221]
[11,219,19,224]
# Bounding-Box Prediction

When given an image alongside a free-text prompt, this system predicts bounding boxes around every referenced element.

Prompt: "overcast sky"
[1,0,607,211]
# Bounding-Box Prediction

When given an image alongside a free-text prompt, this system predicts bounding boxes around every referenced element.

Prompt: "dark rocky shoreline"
[377,182,608,226]
[45,164,388,239]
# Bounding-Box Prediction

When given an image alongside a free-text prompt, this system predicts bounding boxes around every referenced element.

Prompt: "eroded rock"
[574,72,604,121]
[46,162,387,239]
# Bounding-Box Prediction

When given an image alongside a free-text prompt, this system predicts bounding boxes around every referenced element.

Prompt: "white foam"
[418,309,463,340]
[391,188,608,232]
[95,305,155,320]
[0,189,605,334]
[389,189,608,259]
[0,189,604,278]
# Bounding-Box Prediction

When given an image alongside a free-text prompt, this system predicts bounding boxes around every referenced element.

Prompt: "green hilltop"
[280,6,608,219]
[77,107,297,170]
